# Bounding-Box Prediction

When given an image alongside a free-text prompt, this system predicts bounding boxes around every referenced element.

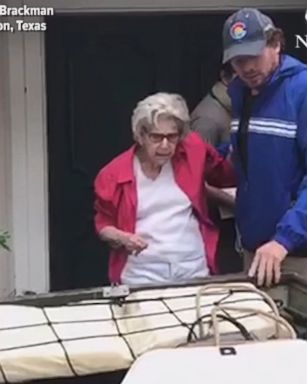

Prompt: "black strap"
[209,88,231,115]
[237,88,254,178]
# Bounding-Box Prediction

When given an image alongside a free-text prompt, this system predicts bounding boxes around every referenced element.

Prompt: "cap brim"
[223,40,266,63]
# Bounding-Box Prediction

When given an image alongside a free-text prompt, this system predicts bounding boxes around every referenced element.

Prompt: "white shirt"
[121,157,209,285]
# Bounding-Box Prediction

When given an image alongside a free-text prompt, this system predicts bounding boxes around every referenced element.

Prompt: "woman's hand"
[99,226,148,254]
[120,232,148,255]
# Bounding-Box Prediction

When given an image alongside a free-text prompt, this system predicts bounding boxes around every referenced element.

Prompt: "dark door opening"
[46,11,306,291]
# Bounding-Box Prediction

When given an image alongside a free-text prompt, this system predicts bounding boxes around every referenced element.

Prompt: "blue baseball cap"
[222,8,276,63]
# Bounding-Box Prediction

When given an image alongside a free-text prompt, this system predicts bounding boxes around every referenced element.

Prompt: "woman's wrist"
[100,227,127,248]
[113,229,127,247]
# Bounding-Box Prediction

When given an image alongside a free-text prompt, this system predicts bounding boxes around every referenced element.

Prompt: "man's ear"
[274,41,281,55]
[269,35,281,54]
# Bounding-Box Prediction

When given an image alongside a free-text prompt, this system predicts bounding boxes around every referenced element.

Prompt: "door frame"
[10,0,306,294]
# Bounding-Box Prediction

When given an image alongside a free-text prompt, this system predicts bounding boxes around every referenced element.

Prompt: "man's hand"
[120,232,148,255]
[248,240,288,286]
[206,184,235,210]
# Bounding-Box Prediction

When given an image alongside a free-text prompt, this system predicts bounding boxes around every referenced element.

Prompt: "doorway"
[46,11,306,290]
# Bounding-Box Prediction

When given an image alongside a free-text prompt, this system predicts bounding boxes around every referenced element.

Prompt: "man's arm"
[249,75,307,286]
[273,84,307,253]
[205,184,235,209]
[204,143,236,188]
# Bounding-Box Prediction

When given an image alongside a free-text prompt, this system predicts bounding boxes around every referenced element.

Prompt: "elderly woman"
[94,92,235,285]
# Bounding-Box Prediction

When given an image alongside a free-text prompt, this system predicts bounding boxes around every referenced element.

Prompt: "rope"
[195,283,294,344]
[211,305,296,347]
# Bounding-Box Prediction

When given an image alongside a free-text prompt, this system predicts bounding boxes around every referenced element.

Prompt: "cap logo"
[230,21,247,40]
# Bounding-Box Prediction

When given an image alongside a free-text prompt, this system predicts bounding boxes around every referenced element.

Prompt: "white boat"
[0,274,306,384]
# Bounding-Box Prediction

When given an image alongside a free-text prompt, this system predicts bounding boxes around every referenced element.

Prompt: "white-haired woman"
[94,92,235,285]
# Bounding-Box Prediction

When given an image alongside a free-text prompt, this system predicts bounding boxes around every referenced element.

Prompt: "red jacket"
[94,132,235,283]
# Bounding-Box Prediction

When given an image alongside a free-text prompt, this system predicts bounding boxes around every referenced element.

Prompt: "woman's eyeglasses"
[146,132,180,144]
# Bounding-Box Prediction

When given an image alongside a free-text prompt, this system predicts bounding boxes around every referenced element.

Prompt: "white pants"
[121,255,209,285]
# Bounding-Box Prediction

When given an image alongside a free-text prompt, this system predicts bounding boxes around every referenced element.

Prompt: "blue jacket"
[229,55,307,252]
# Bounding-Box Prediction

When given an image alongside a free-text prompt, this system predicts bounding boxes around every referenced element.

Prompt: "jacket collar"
[228,54,305,98]
[117,145,137,184]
